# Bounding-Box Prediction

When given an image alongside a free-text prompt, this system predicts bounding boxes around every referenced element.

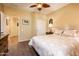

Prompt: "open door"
[6,17,20,46]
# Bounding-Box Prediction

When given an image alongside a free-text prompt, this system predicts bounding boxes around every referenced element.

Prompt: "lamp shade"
[48,23,53,28]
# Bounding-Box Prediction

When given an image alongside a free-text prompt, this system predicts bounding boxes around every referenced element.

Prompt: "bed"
[29,27,79,56]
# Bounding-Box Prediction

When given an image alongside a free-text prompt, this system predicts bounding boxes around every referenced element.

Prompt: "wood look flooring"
[6,36,38,56]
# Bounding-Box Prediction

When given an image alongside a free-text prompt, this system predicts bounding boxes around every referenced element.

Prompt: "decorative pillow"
[54,29,63,35]
[74,30,79,37]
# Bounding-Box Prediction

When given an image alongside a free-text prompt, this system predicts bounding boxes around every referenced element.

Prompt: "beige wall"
[48,3,79,28]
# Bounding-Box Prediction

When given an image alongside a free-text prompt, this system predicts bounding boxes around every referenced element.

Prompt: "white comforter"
[29,34,79,56]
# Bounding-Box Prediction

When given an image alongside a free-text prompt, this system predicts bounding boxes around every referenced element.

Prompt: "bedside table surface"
[46,32,53,35]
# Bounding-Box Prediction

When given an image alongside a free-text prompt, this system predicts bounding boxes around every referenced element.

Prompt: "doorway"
[7,16,20,47]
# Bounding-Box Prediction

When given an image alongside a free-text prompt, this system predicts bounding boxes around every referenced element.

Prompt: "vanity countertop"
[0,34,9,40]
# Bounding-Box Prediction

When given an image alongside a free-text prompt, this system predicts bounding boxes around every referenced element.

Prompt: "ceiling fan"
[30,3,50,11]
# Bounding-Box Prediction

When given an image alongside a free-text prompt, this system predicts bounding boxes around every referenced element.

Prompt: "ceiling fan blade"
[30,5,37,7]
[42,3,50,8]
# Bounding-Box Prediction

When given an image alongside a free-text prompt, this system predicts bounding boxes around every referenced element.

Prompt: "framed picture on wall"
[5,17,9,25]
[22,19,29,25]
[6,18,8,25]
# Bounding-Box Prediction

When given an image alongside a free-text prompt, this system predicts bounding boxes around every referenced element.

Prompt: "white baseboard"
[18,39,30,42]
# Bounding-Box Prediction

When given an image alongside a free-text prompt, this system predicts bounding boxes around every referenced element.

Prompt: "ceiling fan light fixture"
[36,3,42,11]
[37,8,42,11]
[37,3,42,8]
[30,3,50,11]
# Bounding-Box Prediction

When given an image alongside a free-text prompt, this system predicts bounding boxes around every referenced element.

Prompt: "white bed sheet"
[29,34,79,56]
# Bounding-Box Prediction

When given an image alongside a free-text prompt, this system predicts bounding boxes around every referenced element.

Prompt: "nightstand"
[46,32,53,35]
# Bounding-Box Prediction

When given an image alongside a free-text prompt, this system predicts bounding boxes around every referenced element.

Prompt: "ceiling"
[3,3,69,14]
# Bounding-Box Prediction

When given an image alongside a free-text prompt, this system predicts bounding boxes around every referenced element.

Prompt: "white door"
[36,19,46,35]
[1,12,6,34]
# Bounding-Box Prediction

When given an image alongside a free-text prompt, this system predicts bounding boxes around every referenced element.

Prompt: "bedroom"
[1,3,79,56]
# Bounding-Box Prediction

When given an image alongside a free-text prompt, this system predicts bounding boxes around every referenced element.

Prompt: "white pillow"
[63,30,75,37]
